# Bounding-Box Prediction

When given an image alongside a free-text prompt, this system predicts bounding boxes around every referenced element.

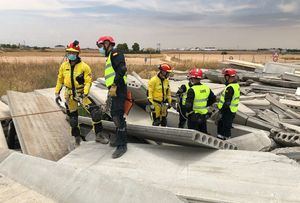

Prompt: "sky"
[0,0,300,49]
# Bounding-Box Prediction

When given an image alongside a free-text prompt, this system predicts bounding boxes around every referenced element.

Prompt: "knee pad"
[69,111,79,128]
[112,115,125,128]
[90,107,102,123]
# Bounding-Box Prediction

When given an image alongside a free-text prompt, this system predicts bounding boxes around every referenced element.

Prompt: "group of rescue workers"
[54,36,240,159]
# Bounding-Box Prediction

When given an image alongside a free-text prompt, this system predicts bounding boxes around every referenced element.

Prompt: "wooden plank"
[7,91,75,161]
[0,101,11,121]
[0,124,8,149]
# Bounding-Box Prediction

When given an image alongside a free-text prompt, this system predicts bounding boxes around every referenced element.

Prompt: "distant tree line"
[116,42,160,54]
[0,44,50,51]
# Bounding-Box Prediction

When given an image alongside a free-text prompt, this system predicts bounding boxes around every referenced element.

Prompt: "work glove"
[109,84,117,97]
[55,93,61,103]
[150,104,155,111]
[167,103,172,109]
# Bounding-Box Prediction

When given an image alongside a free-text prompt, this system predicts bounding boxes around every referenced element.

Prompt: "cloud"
[278,1,298,13]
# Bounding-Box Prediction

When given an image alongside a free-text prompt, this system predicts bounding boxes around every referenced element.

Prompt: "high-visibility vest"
[182,83,190,105]
[104,52,127,87]
[218,83,240,113]
[192,84,210,115]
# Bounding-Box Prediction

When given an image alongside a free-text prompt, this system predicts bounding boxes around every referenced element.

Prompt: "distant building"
[203,47,217,51]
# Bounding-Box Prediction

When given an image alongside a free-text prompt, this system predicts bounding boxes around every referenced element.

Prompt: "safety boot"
[75,136,81,146]
[95,132,109,144]
[112,145,127,159]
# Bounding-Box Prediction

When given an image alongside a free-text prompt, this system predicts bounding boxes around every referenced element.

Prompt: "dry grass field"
[1,50,300,96]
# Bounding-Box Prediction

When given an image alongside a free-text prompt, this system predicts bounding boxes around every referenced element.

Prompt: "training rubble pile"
[0,60,300,202]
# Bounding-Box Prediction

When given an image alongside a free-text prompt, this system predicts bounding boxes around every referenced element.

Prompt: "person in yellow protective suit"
[148,64,173,126]
[55,40,108,145]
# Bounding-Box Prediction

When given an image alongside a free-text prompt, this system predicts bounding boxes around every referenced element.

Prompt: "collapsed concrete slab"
[0,152,183,203]
[225,59,264,71]
[228,130,272,151]
[273,132,300,147]
[0,172,56,203]
[259,76,300,88]
[234,111,275,131]
[0,101,10,121]
[279,99,300,112]
[59,142,300,203]
[263,62,298,74]
[7,91,75,161]
[272,147,300,161]
[0,124,8,149]
[78,117,237,150]
[266,94,300,119]
[282,72,300,82]
[250,82,297,94]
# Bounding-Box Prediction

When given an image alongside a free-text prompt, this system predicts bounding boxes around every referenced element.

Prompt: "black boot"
[112,145,127,159]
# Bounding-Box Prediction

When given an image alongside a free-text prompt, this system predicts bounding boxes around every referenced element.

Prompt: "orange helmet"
[158,63,172,73]
[223,68,237,77]
[66,40,80,53]
[96,36,115,47]
[188,68,203,79]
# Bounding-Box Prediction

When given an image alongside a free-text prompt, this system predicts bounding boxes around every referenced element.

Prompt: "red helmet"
[66,40,80,52]
[96,36,115,47]
[188,68,203,79]
[223,68,237,77]
[158,63,172,73]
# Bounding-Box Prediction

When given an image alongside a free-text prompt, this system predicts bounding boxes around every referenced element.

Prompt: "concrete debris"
[272,132,300,147]
[0,125,8,149]
[59,142,300,203]
[1,62,300,201]
[0,152,183,203]
[259,76,300,88]
[228,130,272,151]
[272,147,300,161]
[7,91,75,161]
[78,116,237,150]
[282,72,300,82]
[263,62,298,74]
[0,101,10,121]
[279,99,300,112]
[250,82,297,94]
[224,59,264,71]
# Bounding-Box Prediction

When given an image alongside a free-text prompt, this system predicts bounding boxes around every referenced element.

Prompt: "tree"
[116,43,129,53]
[132,42,140,52]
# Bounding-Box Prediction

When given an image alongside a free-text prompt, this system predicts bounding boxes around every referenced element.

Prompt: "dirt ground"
[1,50,300,65]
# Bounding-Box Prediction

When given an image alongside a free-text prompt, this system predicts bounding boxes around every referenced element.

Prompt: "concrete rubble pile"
[0,60,300,202]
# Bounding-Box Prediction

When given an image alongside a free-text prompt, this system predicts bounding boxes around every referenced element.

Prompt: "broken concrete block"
[0,101,10,121]
[79,116,237,150]
[238,103,256,116]
[234,111,275,131]
[279,99,300,112]
[263,62,297,74]
[250,83,296,94]
[266,94,300,119]
[271,147,300,161]
[273,132,300,147]
[259,77,300,88]
[228,130,272,151]
[281,72,300,82]
[0,125,8,150]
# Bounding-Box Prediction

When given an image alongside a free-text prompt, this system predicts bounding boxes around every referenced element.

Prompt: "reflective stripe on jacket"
[105,52,127,87]
[182,83,190,106]
[218,83,240,113]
